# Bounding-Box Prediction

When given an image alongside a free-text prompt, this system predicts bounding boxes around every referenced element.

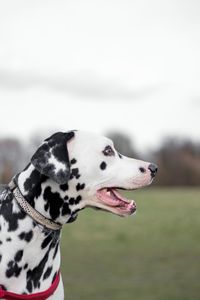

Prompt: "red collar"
[0,271,60,300]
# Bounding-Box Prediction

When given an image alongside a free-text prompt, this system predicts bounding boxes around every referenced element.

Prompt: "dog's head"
[31,131,157,221]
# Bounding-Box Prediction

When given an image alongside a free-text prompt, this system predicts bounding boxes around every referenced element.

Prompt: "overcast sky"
[0,0,199,151]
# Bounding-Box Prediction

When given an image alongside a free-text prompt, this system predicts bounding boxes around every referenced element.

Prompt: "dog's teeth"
[131,200,135,206]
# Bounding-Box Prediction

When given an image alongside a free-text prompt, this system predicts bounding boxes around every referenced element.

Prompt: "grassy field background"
[61,188,200,300]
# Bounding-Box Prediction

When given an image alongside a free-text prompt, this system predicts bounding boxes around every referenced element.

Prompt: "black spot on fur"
[0,192,26,231]
[50,132,74,164]
[53,243,59,259]
[41,234,52,249]
[15,250,23,262]
[6,260,22,278]
[60,183,68,191]
[6,237,12,242]
[69,197,75,205]
[52,272,57,284]
[118,153,122,159]
[0,254,2,263]
[43,266,52,280]
[139,167,146,173]
[24,263,28,270]
[23,168,47,207]
[0,241,2,245]
[43,187,64,220]
[100,161,107,170]
[62,203,71,216]
[71,158,77,164]
[19,230,33,243]
[75,195,82,204]
[70,168,81,180]
[26,280,33,293]
[76,183,85,191]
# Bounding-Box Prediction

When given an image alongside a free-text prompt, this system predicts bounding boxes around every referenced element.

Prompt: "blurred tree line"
[0,132,200,186]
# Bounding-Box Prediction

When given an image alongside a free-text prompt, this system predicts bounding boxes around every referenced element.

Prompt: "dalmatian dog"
[0,131,157,299]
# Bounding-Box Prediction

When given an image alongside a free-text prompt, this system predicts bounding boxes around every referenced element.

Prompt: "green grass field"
[61,188,200,300]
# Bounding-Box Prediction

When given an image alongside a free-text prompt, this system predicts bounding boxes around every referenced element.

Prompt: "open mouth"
[96,188,136,216]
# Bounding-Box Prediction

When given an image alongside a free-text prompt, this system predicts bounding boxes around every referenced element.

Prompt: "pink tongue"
[97,189,130,207]
[96,188,137,214]
[110,189,130,203]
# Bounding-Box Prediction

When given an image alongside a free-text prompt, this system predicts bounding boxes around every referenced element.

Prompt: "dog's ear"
[31,131,75,184]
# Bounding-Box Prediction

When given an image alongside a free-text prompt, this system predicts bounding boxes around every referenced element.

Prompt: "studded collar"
[8,179,62,231]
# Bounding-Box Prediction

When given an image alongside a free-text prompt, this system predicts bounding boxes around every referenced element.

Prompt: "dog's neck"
[17,163,81,224]
[0,163,85,294]
[0,165,63,294]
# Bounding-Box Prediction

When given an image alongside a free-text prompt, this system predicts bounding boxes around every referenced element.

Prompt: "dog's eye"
[103,145,115,156]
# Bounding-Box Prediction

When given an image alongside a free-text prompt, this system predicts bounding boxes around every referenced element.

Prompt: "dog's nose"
[148,163,158,177]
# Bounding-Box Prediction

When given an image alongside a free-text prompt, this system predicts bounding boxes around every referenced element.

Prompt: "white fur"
[0,131,155,299]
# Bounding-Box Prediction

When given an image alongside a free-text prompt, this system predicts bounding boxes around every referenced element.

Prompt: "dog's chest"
[0,188,60,294]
